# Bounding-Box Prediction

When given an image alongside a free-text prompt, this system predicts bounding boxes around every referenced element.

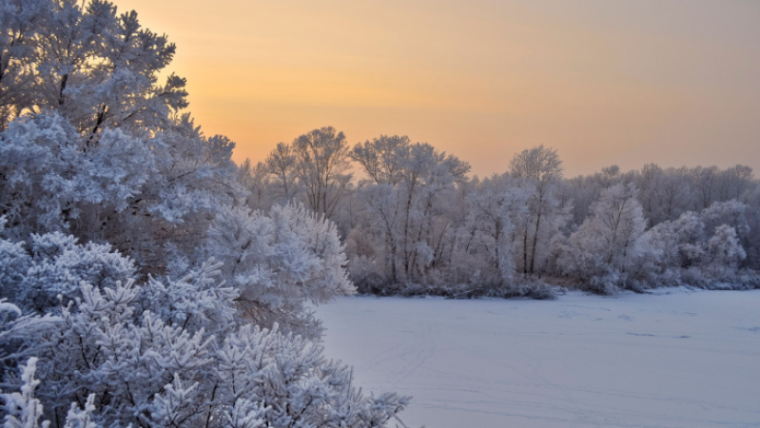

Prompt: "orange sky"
[112,0,760,177]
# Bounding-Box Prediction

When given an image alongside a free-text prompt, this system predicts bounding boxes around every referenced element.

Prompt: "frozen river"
[316,290,760,428]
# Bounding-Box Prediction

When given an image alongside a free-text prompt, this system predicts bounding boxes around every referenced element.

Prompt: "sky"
[112,0,760,178]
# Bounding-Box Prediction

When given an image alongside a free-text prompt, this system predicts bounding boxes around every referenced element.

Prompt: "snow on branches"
[0,231,407,428]
[207,202,355,338]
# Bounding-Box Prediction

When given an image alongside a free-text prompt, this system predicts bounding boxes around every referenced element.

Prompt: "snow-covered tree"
[1,2,411,426]
[347,136,469,289]
[293,127,352,217]
[718,165,754,201]
[1,358,92,428]
[0,0,243,274]
[206,202,355,337]
[454,173,529,288]
[36,0,186,137]
[263,142,299,204]
[256,127,352,219]
[0,0,48,128]
[642,199,756,289]
[706,225,746,273]
[0,0,187,135]
[0,111,242,274]
[510,145,567,276]
[0,231,408,428]
[557,184,654,293]
[350,135,410,186]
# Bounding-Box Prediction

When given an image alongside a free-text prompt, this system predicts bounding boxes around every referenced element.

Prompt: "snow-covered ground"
[315,290,760,428]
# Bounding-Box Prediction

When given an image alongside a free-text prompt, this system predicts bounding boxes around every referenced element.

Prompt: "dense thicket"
[249,138,760,296]
[0,1,408,427]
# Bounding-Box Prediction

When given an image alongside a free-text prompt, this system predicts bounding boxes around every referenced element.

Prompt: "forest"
[0,1,758,428]
[246,133,759,297]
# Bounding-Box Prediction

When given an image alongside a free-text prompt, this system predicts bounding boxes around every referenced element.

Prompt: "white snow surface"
[315,289,760,428]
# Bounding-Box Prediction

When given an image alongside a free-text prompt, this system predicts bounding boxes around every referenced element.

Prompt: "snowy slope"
[316,290,760,428]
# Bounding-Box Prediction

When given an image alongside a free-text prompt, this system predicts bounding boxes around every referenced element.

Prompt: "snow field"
[316,290,760,428]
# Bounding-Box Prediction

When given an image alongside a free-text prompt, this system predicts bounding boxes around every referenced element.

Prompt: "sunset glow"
[113,0,760,177]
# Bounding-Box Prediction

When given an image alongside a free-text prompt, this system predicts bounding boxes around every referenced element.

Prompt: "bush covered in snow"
[0,229,407,428]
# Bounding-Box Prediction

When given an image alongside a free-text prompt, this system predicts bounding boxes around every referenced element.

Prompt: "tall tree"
[349,136,469,285]
[293,126,352,217]
[263,141,298,203]
[461,173,530,286]
[510,145,565,276]
[350,135,410,185]
[0,0,48,128]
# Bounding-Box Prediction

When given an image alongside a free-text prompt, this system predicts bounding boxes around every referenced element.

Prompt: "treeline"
[244,130,760,296]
